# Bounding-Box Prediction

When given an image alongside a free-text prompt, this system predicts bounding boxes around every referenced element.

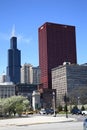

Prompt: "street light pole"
[53,91,56,117]
[64,93,69,118]
[78,97,80,109]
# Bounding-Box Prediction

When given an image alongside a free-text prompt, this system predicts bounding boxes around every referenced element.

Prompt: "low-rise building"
[15,83,38,107]
[52,63,87,106]
[0,82,15,98]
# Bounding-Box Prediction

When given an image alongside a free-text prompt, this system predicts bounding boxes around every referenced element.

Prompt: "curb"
[0,116,77,127]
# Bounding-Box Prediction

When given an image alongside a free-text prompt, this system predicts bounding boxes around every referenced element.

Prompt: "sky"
[0,0,87,74]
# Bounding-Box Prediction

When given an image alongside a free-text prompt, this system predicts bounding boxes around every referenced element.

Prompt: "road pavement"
[0,115,76,127]
[0,122,83,130]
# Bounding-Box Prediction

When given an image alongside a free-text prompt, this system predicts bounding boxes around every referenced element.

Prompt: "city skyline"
[0,0,87,74]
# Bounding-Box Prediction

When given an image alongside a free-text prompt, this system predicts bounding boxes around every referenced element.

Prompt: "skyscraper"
[21,63,33,84]
[32,66,40,84]
[38,22,77,89]
[7,35,21,84]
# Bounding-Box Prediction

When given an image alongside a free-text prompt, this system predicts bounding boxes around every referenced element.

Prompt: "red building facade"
[38,22,77,89]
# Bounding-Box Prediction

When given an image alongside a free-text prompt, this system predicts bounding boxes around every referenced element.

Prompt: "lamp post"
[53,91,56,117]
[64,93,69,118]
[78,97,80,109]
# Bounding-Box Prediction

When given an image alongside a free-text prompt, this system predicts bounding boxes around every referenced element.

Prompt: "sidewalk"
[0,115,77,126]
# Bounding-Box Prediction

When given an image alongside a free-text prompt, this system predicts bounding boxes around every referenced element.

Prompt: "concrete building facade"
[15,83,38,107]
[21,64,41,85]
[0,82,15,98]
[52,63,87,106]
[32,66,40,84]
[21,63,33,84]
[0,73,10,83]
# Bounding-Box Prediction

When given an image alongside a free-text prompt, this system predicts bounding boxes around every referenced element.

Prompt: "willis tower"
[7,29,21,84]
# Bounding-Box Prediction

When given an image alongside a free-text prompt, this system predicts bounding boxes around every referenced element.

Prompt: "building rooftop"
[0,82,14,85]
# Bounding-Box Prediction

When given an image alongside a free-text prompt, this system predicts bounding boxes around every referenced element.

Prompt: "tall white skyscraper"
[0,72,10,83]
[21,63,33,84]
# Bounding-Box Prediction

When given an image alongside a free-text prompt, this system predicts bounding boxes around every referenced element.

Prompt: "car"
[71,108,82,115]
[39,109,46,115]
[22,111,26,115]
[22,111,34,115]
[83,118,87,130]
[26,111,34,115]
[0,114,4,117]
[45,108,54,115]
[82,110,87,115]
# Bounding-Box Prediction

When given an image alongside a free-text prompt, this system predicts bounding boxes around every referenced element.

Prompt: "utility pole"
[53,91,56,117]
[64,93,69,118]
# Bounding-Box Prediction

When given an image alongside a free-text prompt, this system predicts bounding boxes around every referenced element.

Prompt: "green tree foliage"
[81,105,85,111]
[58,105,62,112]
[16,103,23,116]
[64,104,68,112]
[73,105,78,110]
[0,96,29,117]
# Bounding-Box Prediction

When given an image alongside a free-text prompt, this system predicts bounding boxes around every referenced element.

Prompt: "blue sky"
[0,0,87,74]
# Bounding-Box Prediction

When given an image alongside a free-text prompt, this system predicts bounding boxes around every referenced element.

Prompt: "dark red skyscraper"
[38,22,77,89]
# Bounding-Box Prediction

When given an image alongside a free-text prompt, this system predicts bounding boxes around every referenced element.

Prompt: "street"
[59,113,87,122]
[0,114,85,130]
[0,122,83,130]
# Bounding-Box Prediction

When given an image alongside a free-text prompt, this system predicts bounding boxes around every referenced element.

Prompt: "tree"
[11,96,30,116]
[64,104,68,112]
[81,105,85,111]
[58,105,62,112]
[0,95,30,117]
[23,99,30,111]
[15,103,23,116]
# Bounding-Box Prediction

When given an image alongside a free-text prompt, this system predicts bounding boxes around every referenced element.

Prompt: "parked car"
[39,109,46,115]
[45,108,54,115]
[82,110,87,115]
[26,111,34,115]
[71,108,82,115]
[22,111,34,115]
[83,118,87,130]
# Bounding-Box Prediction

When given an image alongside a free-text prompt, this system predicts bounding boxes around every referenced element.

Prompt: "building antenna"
[11,24,15,37]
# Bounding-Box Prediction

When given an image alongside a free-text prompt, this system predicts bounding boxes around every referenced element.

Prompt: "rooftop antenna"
[11,24,15,37]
